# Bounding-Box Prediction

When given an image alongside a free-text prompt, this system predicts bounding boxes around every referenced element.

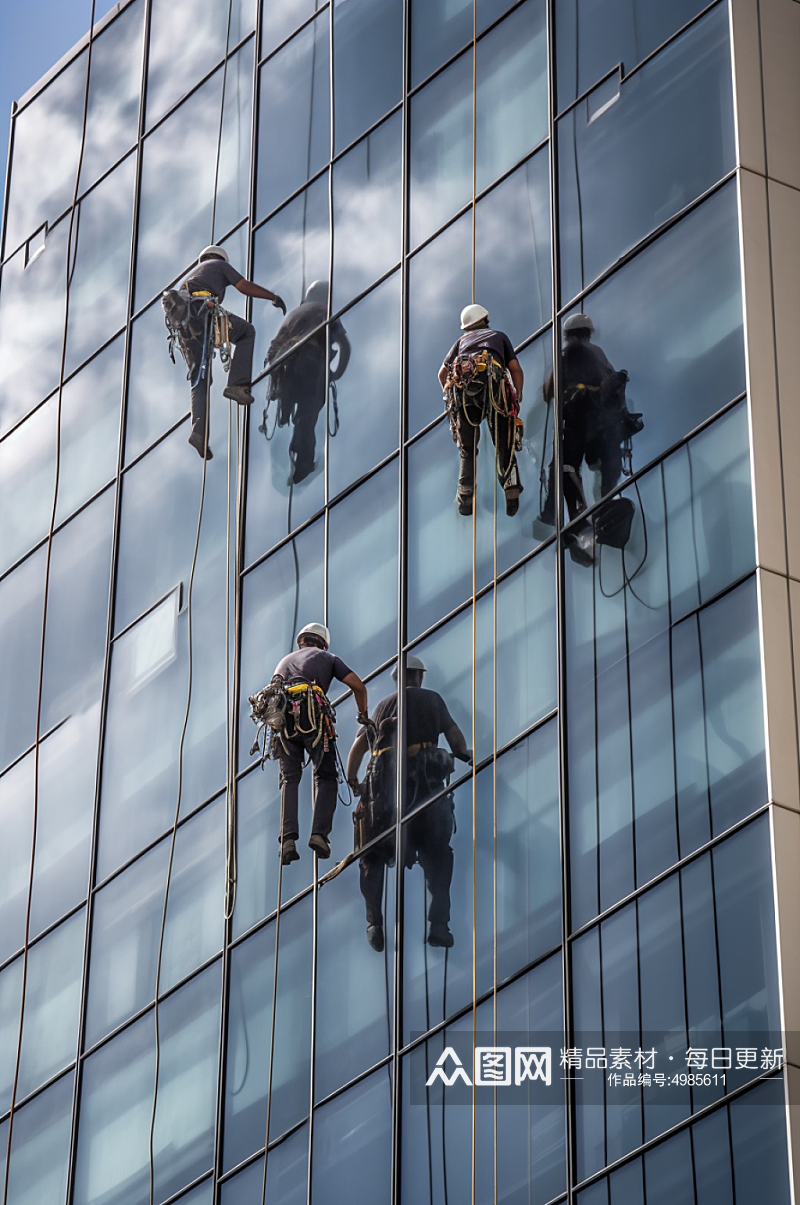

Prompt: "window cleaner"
[539,313,643,565]
[439,304,525,516]
[162,245,286,459]
[248,623,370,866]
[345,656,472,952]
[260,281,351,485]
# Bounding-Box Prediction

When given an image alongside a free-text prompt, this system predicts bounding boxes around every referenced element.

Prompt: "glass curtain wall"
[0,0,790,1203]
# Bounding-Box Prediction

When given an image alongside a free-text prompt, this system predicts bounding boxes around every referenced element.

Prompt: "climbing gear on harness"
[248,676,339,765]
[443,350,524,495]
[162,288,232,388]
[297,621,330,648]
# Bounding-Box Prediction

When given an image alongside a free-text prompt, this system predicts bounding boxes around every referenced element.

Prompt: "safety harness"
[162,286,232,388]
[443,349,524,489]
[259,330,340,442]
[248,674,338,766]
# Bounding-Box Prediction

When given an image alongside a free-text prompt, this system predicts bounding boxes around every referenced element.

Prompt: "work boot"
[366,924,385,952]
[308,833,331,859]
[504,487,520,517]
[281,837,300,866]
[457,491,473,516]
[427,923,454,948]
[223,384,254,405]
[291,460,315,486]
[188,430,213,459]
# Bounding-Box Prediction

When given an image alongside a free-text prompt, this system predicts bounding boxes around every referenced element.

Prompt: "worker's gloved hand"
[272,295,287,315]
[454,748,473,765]
[348,777,362,798]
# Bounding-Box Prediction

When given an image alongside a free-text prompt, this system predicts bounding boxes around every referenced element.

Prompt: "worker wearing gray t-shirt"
[181,245,285,459]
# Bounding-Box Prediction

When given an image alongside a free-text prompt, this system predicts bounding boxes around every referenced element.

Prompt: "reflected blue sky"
[0,0,118,235]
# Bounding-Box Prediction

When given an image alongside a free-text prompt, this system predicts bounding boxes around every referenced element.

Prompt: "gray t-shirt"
[272,648,353,693]
[184,259,243,302]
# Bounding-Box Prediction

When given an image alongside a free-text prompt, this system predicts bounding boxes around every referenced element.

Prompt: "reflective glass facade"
[1,0,796,1203]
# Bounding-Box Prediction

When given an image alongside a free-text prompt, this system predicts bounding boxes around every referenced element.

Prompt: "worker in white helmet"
[346,655,471,951]
[180,245,286,458]
[270,622,369,865]
[438,303,525,516]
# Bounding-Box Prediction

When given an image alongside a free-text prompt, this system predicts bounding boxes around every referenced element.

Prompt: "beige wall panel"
[768,179,800,578]
[772,806,800,1068]
[729,0,766,176]
[759,568,800,808]
[784,1062,800,1204]
[759,0,800,191]
[740,170,786,574]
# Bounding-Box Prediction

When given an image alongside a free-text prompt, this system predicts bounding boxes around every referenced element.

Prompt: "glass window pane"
[333,0,402,152]
[315,854,395,1101]
[4,51,88,255]
[693,1105,734,1205]
[0,755,35,967]
[555,0,707,110]
[328,274,400,501]
[223,898,312,1170]
[327,461,399,675]
[311,1067,392,1205]
[136,44,253,309]
[221,1126,308,1204]
[262,0,321,57]
[729,1078,792,1205]
[239,519,325,770]
[87,799,224,1047]
[0,957,23,1115]
[409,52,471,250]
[558,6,735,302]
[561,182,743,476]
[410,0,513,86]
[146,0,256,129]
[0,227,69,437]
[332,114,401,312]
[256,15,330,221]
[5,1071,74,1205]
[79,0,145,193]
[644,1128,694,1205]
[65,154,136,377]
[0,549,45,774]
[16,910,84,1101]
[609,1157,643,1205]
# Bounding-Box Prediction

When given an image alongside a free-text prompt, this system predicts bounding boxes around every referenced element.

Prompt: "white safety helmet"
[297,622,331,649]
[563,312,594,335]
[198,245,229,263]
[391,654,427,680]
[460,303,489,330]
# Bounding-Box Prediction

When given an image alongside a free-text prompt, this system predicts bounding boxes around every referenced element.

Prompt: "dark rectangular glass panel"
[333,0,402,152]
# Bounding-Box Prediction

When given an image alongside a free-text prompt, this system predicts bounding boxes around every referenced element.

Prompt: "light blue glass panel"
[402,721,560,1042]
[256,14,330,220]
[327,461,399,676]
[0,753,34,966]
[402,957,565,1205]
[555,0,707,109]
[74,965,221,1205]
[315,854,395,1101]
[410,0,514,86]
[174,1180,213,1205]
[0,226,68,437]
[238,518,325,769]
[232,767,316,938]
[332,115,401,312]
[17,910,84,1101]
[311,1066,392,1205]
[0,957,23,1115]
[136,43,253,309]
[152,965,221,1203]
[262,0,321,56]
[65,152,135,379]
[223,898,312,1170]
[5,1071,74,1205]
[562,183,743,474]
[410,1,547,249]
[729,1078,791,1205]
[221,1126,308,1204]
[4,50,88,254]
[79,0,145,193]
[146,0,256,129]
[87,798,224,1047]
[559,5,735,302]
[0,548,45,774]
[328,274,400,501]
[333,0,403,151]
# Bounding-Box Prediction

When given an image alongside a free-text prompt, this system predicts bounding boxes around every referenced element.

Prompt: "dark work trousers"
[273,346,327,483]
[188,310,256,442]
[360,794,454,929]
[277,732,339,841]
[541,392,623,525]
[455,389,519,499]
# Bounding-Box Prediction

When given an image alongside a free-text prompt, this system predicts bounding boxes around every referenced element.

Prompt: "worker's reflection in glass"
[346,657,471,952]
[264,280,351,485]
